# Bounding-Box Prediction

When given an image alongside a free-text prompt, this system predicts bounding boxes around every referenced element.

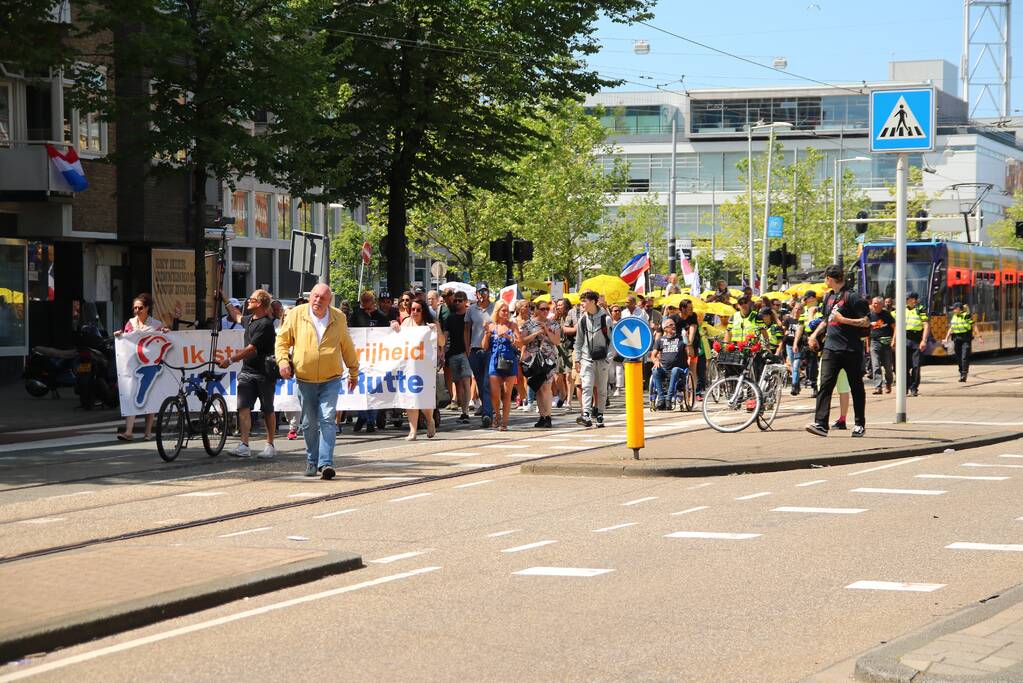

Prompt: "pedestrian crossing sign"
[870,88,935,153]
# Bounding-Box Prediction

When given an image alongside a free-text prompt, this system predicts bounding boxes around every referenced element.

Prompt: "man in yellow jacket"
[276,284,360,479]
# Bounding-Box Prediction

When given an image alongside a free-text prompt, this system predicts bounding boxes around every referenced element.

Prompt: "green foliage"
[0,0,75,75]
[878,167,933,241]
[987,191,1023,248]
[329,216,385,306]
[613,194,668,275]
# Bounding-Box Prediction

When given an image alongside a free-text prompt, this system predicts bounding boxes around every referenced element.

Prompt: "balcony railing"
[0,140,75,196]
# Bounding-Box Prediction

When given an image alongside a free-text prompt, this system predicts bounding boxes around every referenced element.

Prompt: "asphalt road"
[2,357,1023,681]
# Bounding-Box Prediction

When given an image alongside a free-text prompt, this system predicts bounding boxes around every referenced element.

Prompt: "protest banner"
[115,326,437,416]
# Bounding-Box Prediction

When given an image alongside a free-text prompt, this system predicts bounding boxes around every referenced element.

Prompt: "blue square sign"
[869,88,935,153]
[767,216,783,238]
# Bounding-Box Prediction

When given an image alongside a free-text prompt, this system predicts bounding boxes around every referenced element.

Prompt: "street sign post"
[870,88,935,424]
[290,230,326,297]
[611,317,653,459]
[676,238,693,262]
[767,216,783,238]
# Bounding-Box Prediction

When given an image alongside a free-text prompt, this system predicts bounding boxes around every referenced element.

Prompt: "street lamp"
[832,156,870,266]
[747,121,792,293]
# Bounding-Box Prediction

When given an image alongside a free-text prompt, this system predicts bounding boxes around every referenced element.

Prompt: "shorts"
[818,364,850,394]
[447,353,472,381]
[237,371,275,412]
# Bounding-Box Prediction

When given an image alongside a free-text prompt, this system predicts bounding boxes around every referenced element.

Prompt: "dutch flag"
[619,250,650,285]
[46,144,89,193]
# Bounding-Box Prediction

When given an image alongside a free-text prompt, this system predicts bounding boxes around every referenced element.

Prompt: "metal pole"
[747,126,755,288]
[895,153,908,424]
[837,161,844,269]
[668,116,677,274]
[792,148,798,267]
[760,127,776,294]
[711,178,717,258]
[832,157,839,263]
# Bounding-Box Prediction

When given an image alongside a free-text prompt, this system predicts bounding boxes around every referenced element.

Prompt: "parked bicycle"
[154,361,229,461]
[702,346,789,433]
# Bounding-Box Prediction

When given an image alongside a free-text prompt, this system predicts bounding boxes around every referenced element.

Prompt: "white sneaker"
[230,443,251,458]
[517,402,530,411]
[613,389,621,397]
[531,403,539,413]
[257,444,277,460]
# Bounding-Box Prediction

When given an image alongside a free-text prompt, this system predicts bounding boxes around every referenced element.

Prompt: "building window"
[76,111,104,154]
[231,191,249,234]
[296,199,313,232]
[255,248,273,290]
[0,83,10,142]
[27,241,55,301]
[254,192,270,238]
[25,82,53,141]
[276,195,291,240]
[0,240,28,354]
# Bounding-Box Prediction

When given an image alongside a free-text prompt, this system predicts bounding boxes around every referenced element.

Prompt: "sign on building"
[289,230,326,276]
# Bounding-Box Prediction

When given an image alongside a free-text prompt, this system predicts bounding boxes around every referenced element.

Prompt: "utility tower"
[961,0,1012,118]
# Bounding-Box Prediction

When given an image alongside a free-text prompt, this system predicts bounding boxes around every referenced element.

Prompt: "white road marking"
[581,438,624,443]
[483,444,530,449]
[287,492,320,498]
[389,492,432,503]
[772,506,867,515]
[453,480,493,489]
[622,496,659,506]
[998,454,1023,459]
[513,567,614,577]
[962,462,1023,469]
[0,434,112,454]
[219,527,272,538]
[852,487,947,496]
[370,550,430,564]
[542,445,581,450]
[377,476,420,481]
[592,522,639,533]
[915,474,1009,481]
[452,463,496,468]
[735,492,771,500]
[848,456,929,476]
[485,529,520,538]
[525,437,571,442]
[18,517,65,525]
[946,542,1023,552]
[686,482,713,490]
[917,420,1023,426]
[313,509,357,519]
[846,580,945,592]
[0,567,442,683]
[500,453,545,458]
[151,469,246,486]
[671,506,709,516]
[665,531,761,540]
[45,491,95,500]
[175,491,227,497]
[796,480,827,487]
[433,451,481,457]
[286,536,309,541]
[502,540,557,553]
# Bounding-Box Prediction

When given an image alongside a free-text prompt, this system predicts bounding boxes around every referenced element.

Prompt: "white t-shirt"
[221,315,243,330]
[311,309,329,343]
[621,307,648,322]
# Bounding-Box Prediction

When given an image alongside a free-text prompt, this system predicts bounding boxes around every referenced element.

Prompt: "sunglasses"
[538,306,550,312]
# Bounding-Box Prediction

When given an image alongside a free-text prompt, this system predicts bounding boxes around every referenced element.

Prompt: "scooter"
[24,347,79,399]
[74,319,117,410]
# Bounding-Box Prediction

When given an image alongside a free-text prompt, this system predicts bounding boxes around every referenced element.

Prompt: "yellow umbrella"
[565,292,581,305]
[728,288,744,298]
[579,274,630,302]
[705,302,737,317]
[532,293,551,303]
[701,290,715,301]
[661,293,686,308]
[762,291,789,300]
[521,279,550,292]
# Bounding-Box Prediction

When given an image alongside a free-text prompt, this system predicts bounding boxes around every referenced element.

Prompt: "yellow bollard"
[624,360,645,459]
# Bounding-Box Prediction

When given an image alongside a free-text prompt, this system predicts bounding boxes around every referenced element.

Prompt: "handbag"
[264,355,281,381]
[496,354,514,372]
[522,351,545,378]
[435,370,451,409]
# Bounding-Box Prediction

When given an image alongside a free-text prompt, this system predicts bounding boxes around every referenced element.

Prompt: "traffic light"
[854,210,869,234]
[489,239,510,262]
[513,239,534,262]
[1015,221,1023,239]
[915,209,928,233]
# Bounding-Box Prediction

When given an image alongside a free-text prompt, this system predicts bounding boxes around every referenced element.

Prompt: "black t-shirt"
[821,287,869,354]
[241,315,275,375]
[445,312,468,355]
[348,308,389,328]
[783,314,801,345]
[671,313,699,347]
[655,334,686,369]
[869,310,895,342]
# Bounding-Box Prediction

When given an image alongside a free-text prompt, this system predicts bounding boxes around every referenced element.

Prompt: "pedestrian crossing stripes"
[877,96,925,139]
[513,567,614,577]
[665,531,761,540]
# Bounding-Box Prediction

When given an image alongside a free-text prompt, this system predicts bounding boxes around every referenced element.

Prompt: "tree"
[986,191,1023,248]
[613,193,668,275]
[1,0,76,75]
[316,0,652,292]
[328,215,385,306]
[72,0,334,320]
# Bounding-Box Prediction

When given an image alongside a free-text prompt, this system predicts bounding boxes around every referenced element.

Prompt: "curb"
[0,550,362,663]
[854,581,1023,683]
[520,431,1023,479]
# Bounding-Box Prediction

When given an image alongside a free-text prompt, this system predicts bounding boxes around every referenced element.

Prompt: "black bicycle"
[155,361,229,461]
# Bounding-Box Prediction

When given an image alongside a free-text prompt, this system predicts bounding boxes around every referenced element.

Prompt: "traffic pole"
[894,153,908,424]
[625,360,645,460]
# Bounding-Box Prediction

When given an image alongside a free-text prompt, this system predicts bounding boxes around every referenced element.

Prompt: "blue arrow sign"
[611,317,653,360]
[870,88,935,153]
[767,216,783,238]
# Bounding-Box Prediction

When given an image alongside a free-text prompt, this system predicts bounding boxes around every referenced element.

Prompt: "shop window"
[0,83,10,142]
[0,241,27,354]
[254,192,270,238]
[27,241,54,301]
[231,191,249,234]
[276,195,291,240]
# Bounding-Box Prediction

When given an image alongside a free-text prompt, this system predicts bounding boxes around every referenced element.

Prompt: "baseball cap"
[907,291,919,300]
[227,297,241,308]
[802,290,817,301]
[952,300,964,309]
[475,282,489,292]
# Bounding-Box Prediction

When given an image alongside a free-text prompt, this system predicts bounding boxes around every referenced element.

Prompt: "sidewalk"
[0,544,361,661]
[0,381,119,434]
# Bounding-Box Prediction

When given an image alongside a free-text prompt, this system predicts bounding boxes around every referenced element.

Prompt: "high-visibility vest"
[905,305,927,332]
[766,323,783,346]
[950,312,974,336]
[728,311,760,338]
[799,308,822,327]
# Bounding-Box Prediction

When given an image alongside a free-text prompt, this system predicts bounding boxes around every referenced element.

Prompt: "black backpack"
[580,312,610,360]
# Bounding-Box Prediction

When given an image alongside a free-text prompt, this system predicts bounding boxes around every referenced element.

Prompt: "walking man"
[805,265,870,438]
[574,291,611,428]
[275,283,359,479]
[466,283,495,427]
[904,291,930,396]
[348,290,388,433]
[867,296,896,394]
[944,301,983,382]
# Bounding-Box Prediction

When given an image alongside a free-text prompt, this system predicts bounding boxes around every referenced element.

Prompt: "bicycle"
[702,348,788,433]
[154,361,229,461]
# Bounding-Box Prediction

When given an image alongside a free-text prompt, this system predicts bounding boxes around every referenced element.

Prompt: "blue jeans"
[785,345,801,390]
[651,366,685,404]
[468,348,493,417]
[297,377,341,469]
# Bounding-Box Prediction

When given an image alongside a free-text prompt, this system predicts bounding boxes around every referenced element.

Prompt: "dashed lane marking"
[961,463,1023,469]
[453,463,496,468]
[998,454,1023,458]
[501,540,557,553]
[0,567,442,683]
[796,480,827,487]
[483,444,531,449]
[219,526,272,538]
[622,496,658,506]
[513,567,614,577]
[671,506,709,516]
[946,542,1023,552]
[370,550,430,564]
[848,456,929,476]
[18,517,65,525]
[852,487,947,496]
[287,492,320,498]
[686,483,713,490]
[175,491,227,497]
[735,492,771,501]
[772,507,867,515]
[485,529,520,538]
[313,509,357,519]
[592,522,638,533]
[846,580,945,592]
[433,451,481,457]
[389,492,432,503]
[915,474,1009,481]
[665,531,761,540]
[44,491,95,500]
[525,437,571,442]
[453,479,493,489]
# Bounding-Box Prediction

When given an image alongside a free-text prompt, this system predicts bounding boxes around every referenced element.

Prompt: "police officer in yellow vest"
[725,296,768,344]
[904,292,930,396]
[943,301,984,382]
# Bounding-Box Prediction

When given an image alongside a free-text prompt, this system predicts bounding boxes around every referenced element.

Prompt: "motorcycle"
[24,346,79,399]
[74,319,117,410]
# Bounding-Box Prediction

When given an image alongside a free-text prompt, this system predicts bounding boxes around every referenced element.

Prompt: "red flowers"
[725,343,736,352]
[737,341,747,351]
[751,343,762,353]
[712,341,722,352]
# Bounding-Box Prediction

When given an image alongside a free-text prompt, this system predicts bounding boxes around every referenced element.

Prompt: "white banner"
[115,327,437,416]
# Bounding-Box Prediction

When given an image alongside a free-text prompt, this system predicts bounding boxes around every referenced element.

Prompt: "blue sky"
[590,1,1020,119]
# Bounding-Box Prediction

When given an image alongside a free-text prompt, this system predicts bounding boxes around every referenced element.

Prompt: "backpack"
[823,289,870,338]
[581,312,610,360]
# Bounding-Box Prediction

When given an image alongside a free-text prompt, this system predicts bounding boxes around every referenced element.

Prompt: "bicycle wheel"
[681,370,697,412]
[702,376,762,433]
[201,393,228,457]
[756,371,784,431]
[156,396,185,462]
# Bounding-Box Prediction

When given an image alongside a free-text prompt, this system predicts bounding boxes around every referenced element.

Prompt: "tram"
[853,240,1023,356]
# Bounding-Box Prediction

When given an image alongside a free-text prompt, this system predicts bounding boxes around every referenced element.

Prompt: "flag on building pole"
[45,144,89,192]
[619,249,650,286]
[679,255,696,286]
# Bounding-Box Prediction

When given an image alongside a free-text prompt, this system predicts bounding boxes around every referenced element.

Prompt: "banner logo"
[134,334,172,407]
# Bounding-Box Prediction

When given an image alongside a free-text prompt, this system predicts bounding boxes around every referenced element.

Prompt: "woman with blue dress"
[483,300,522,431]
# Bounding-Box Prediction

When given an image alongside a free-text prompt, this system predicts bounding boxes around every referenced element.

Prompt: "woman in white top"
[114,293,166,441]
[402,301,444,440]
